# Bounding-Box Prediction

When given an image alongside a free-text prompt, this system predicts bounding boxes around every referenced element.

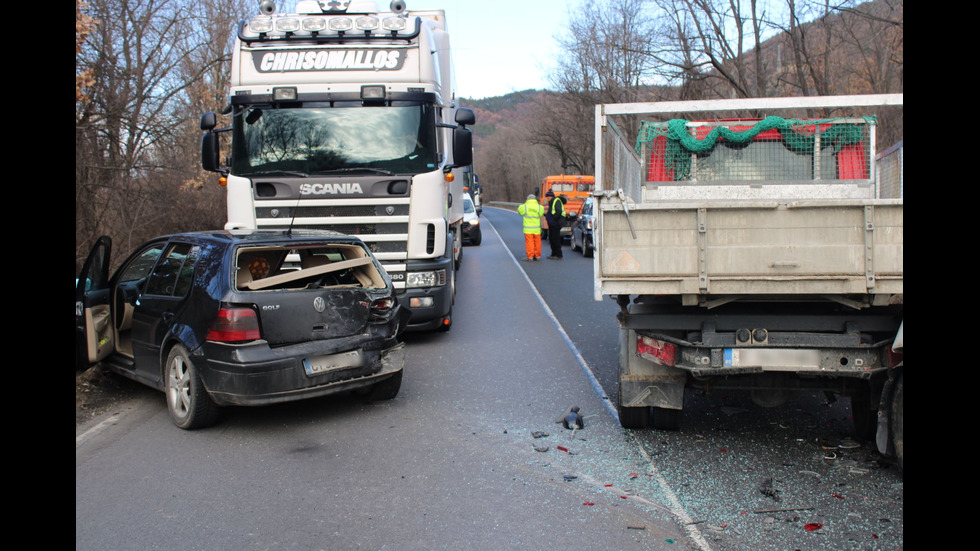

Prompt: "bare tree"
[76,1,97,104]
[473,100,563,203]
[75,0,246,273]
[527,92,595,175]
[542,0,660,174]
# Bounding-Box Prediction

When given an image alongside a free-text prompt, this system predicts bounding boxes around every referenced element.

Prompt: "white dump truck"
[201,0,474,331]
[593,94,903,470]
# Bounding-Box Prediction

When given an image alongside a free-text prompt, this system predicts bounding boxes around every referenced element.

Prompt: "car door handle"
[162,312,175,322]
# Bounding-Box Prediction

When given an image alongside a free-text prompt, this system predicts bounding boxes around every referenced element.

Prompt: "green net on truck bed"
[635,116,876,183]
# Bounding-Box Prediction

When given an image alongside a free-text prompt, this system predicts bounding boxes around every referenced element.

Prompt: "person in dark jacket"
[544,190,567,260]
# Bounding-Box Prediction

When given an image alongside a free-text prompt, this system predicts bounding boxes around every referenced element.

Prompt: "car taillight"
[369,297,395,323]
[636,335,676,366]
[206,307,261,342]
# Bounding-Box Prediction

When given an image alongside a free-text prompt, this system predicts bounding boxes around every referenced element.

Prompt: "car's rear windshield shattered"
[234,243,386,291]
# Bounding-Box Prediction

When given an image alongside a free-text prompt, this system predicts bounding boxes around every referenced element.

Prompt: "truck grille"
[257,205,410,218]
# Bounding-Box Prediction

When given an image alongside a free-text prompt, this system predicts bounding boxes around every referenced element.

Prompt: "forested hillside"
[76,0,902,272]
[462,0,903,203]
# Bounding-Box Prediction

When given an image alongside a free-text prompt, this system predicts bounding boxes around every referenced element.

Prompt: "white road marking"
[486,209,713,551]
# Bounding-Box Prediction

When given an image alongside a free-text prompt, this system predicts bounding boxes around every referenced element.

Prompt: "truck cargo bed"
[593,95,903,304]
[596,196,903,300]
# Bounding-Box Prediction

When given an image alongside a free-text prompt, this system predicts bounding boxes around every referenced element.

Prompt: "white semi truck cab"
[201,0,474,331]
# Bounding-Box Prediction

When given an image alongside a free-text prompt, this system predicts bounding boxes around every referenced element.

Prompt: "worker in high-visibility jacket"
[517,193,544,261]
[544,189,568,260]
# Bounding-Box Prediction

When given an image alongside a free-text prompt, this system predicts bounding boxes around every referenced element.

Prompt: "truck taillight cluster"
[636,335,676,367]
[206,307,261,343]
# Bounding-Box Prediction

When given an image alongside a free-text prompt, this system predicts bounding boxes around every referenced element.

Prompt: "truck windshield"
[231,103,438,176]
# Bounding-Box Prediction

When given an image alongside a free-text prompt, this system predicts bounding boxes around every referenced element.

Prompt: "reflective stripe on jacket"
[517,199,544,234]
[549,197,565,218]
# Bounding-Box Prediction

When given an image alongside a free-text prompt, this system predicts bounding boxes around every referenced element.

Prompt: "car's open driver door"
[76,236,114,374]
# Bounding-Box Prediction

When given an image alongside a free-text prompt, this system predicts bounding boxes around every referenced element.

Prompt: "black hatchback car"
[76,230,408,429]
[570,196,595,257]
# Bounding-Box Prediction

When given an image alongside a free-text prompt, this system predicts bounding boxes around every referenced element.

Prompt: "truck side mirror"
[453,127,472,167]
[455,107,475,126]
[202,132,221,172]
[201,111,218,131]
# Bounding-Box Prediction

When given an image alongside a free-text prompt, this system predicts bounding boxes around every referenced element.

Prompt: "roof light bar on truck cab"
[247,1,412,41]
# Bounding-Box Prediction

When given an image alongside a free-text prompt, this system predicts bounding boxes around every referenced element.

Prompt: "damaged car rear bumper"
[197,338,405,406]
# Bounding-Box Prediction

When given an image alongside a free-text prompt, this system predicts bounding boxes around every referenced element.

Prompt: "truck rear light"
[206,307,261,343]
[636,335,676,366]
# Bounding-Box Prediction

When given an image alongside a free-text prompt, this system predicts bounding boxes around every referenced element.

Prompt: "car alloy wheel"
[165,345,218,430]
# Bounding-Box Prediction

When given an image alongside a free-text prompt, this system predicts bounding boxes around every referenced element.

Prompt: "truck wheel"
[618,404,649,429]
[891,372,903,472]
[165,344,218,430]
[365,371,402,401]
[651,407,681,430]
[849,386,877,441]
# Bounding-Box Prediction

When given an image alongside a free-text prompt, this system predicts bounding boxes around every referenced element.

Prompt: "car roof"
[156,229,358,246]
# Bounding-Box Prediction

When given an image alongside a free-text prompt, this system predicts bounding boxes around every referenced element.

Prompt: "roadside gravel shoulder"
[76,365,154,429]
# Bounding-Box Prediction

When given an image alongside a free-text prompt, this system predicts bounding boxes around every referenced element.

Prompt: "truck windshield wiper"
[316,167,395,176]
[244,170,309,178]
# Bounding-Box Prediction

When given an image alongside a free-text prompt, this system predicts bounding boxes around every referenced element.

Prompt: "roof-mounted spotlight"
[329,17,354,31]
[273,87,298,101]
[361,85,386,101]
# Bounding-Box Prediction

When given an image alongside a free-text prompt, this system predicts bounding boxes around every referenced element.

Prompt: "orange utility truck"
[540,174,594,239]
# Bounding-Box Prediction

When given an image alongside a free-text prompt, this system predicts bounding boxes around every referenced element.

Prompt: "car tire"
[165,344,218,430]
[584,238,594,258]
[471,231,482,246]
[365,371,402,401]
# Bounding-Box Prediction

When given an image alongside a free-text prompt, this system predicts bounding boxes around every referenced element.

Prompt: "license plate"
[303,350,363,376]
[724,348,821,369]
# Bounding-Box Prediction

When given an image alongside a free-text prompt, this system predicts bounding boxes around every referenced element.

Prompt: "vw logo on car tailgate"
[313,296,325,312]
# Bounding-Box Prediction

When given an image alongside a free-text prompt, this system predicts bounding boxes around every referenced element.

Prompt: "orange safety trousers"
[523,233,542,259]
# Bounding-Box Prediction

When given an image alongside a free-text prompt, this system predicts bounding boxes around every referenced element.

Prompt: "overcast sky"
[274,0,576,99]
[428,0,574,99]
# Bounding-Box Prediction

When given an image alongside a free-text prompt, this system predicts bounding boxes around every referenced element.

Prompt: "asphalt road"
[481,206,904,551]
[75,206,903,550]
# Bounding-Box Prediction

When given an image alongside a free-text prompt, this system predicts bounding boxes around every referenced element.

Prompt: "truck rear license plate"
[724,348,821,369]
[303,350,363,376]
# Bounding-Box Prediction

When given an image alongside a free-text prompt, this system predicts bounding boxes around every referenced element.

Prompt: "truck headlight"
[406,269,447,288]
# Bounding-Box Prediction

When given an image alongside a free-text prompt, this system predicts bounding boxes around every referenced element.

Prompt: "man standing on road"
[544,190,567,260]
[517,193,544,261]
